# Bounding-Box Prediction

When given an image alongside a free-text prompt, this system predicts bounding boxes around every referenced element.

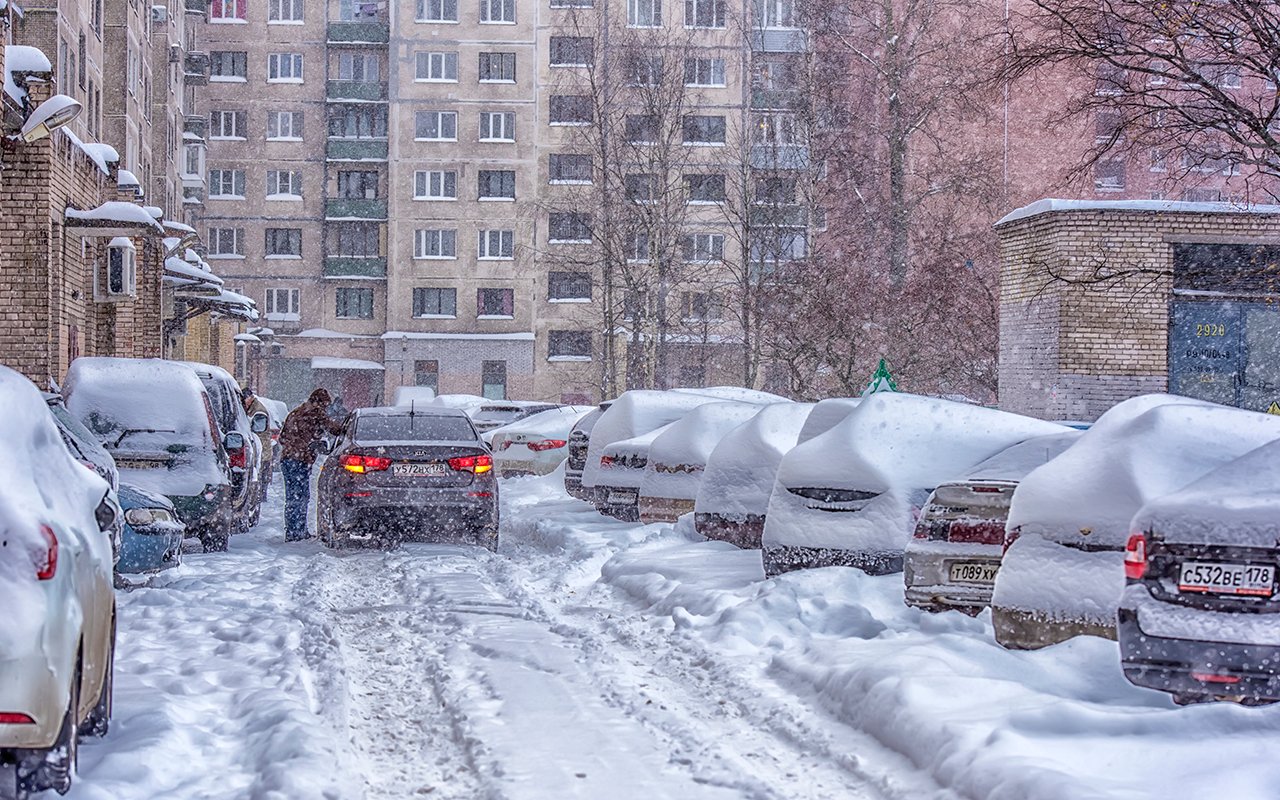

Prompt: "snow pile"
[4,44,51,103]
[488,405,594,442]
[695,402,815,521]
[258,397,288,428]
[672,386,789,404]
[393,386,436,407]
[0,367,110,656]
[67,200,163,232]
[431,393,490,416]
[795,397,861,443]
[639,402,766,502]
[960,430,1084,484]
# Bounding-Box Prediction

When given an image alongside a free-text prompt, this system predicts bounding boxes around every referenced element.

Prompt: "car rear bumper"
[332,489,497,540]
[1119,606,1280,700]
[0,655,66,750]
[638,496,693,524]
[594,485,639,522]
[117,525,184,574]
[762,544,903,577]
[169,486,231,533]
[903,552,998,611]
[990,606,1117,650]
[565,470,590,500]
[694,513,764,549]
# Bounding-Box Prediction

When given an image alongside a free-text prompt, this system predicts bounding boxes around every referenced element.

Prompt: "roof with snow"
[311,357,385,371]
[381,331,536,341]
[996,198,1280,227]
[66,201,164,234]
[4,44,50,104]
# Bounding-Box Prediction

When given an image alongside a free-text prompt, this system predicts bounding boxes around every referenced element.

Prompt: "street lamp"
[19,95,82,143]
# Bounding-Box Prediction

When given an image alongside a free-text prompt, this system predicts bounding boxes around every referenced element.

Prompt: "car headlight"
[125,507,174,526]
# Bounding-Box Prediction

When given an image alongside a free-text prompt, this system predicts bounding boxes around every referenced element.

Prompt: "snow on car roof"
[795,398,861,444]
[65,358,214,438]
[695,402,815,518]
[671,386,789,404]
[583,390,737,488]
[956,431,1084,484]
[602,422,677,458]
[1008,397,1280,549]
[487,406,595,439]
[646,402,766,470]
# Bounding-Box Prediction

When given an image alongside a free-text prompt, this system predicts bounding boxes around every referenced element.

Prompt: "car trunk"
[342,442,485,489]
[915,482,1015,546]
[1142,538,1280,614]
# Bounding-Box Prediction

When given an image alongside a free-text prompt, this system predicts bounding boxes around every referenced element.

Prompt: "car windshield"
[355,414,475,442]
[472,407,527,423]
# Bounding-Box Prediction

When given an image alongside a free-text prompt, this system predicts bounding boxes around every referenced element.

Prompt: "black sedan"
[317,406,499,550]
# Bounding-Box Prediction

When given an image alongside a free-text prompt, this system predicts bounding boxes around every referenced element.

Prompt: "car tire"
[82,615,115,739]
[21,654,80,795]
[201,516,231,553]
[473,525,499,553]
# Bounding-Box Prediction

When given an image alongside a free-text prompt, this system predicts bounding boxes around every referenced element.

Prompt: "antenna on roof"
[409,398,415,418]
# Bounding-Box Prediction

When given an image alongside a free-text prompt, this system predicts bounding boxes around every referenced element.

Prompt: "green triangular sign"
[863,358,899,396]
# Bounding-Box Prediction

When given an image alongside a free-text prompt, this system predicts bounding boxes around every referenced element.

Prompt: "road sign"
[1268,401,1280,416]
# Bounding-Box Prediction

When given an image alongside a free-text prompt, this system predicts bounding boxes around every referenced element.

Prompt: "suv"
[182,363,267,531]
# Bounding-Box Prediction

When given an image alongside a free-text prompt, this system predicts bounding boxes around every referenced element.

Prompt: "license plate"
[392,463,446,477]
[1179,561,1275,597]
[607,490,637,505]
[116,459,165,469]
[948,561,1000,584]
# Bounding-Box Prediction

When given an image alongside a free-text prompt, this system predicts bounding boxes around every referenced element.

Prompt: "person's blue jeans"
[281,458,311,541]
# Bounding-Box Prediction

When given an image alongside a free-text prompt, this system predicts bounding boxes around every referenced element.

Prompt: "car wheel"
[474,525,499,552]
[82,615,115,739]
[201,516,232,553]
[20,654,80,795]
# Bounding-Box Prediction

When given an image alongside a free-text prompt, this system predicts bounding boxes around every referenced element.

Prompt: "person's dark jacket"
[280,389,344,465]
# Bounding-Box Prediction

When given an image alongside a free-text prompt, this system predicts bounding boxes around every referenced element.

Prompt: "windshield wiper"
[112,428,179,448]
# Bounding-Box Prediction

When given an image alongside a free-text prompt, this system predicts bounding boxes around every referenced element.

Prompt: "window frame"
[477,169,517,200]
[334,287,375,320]
[414,169,458,200]
[412,287,458,318]
[415,51,459,82]
[478,229,515,260]
[413,228,459,260]
[267,52,305,83]
[264,287,300,321]
[415,110,459,141]
[264,227,303,258]
[479,111,516,142]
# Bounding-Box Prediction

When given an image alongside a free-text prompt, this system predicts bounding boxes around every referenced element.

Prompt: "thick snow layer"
[596,423,677,490]
[766,394,1067,552]
[671,387,789,404]
[164,256,223,287]
[996,534,1127,629]
[310,356,384,372]
[695,403,815,520]
[393,386,437,407]
[1123,583,1280,648]
[382,331,536,341]
[259,397,288,428]
[961,431,1084,483]
[63,358,226,496]
[431,394,490,416]
[488,405,594,441]
[639,403,767,503]
[795,397,861,444]
[997,197,1280,226]
[583,391,737,489]
[66,201,165,232]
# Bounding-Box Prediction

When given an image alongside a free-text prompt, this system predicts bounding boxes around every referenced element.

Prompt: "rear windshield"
[473,407,525,423]
[356,414,476,442]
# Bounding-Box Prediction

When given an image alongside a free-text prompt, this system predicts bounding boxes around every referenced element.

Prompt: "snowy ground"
[63,472,1280,799]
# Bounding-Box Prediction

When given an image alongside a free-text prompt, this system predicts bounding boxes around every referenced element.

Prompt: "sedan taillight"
[340,454,391,474]
[448,455,493,474]
[35,525,57,581]
[0,712,35,724]
[1124,533,1148,580]
[527,439,567,452]
[228,446,247,470]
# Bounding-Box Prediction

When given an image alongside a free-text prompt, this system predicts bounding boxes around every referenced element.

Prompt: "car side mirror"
[95,492,118,533]
[250,412,269,434]
[224,431,245,451]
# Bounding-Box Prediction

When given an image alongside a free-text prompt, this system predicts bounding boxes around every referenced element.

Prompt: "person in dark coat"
[279,388,344,541]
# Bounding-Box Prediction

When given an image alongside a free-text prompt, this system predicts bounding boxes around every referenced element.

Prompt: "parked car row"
[545,387,1280,706]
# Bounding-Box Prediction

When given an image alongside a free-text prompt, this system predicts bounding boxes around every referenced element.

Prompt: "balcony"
[326,80,388,102]
[324,256,386,278]
[326,138,388,161]
[751,89,805,111]
[185,0,207,15]
[749,205,807,227]
[750,144,809,170]
[325,198,387,219]
[327,20,390,44]
[751,28,808,53]
[184,114,207,139]
[184,51,210,85]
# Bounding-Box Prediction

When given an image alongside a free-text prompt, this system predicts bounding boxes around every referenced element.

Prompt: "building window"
[338,53,381,81]
[548,212,592,243]
[683,115,726,145]
[478,170,516,200]
[268,0,303,21]
[267,170,303,197]
[414,170,457,199]
[477,288,515,317]
[183,144,204,178]
[264,287,300,320]
[479,0,514,22]
[211,0,246,21]
[551,0,593,7]
[550,37,593,67]
[682,233,724,262]
[267,53,304,82]
[414,360,439,390]
[210,51,247,81]
[479,111,516,142]
[481,360,507,400]
[210,109,246,139]
[685,0,723,26]
[548,330,592,359]
[208,227,244,257]
[550,95,592,125]
[625,55,663,86]
[686,174,725,203]
[627,232,651,262]
[265,228,303,257]
[757,0,796,27]
[623,289,647,319]
[549,153,592,183]
[478,52,516,82]
[415,51,458,81]
[549,271,591,301]
[208,168,246,198]
[413,287,457,317]
[329,105,387,138]
[415,110,458,140]
[753,112,800,146]
[755,174,797,204]
[335,287,374,319]
[329,223,382,256]
[681,291,719,321]
[418,0,459,21]
[337,170,380,199]
[628,0,661,26]
[625,114,658,143]
[624,173,657,203]
[749,228,805,262]
[414,229,457,259]
[478,230,515,259]
[684,57,725,86]
[1094,158,1126,191]
[267,110,304,140]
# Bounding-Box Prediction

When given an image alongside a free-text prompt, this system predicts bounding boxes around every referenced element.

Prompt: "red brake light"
[971,486,1002,494]
[228,446,247,470]
[448,455,493,474]
[1191,671,1241,685]
[1124,533,1148,580]
[527,439,567,452]
[600,455,614,467]
[340,454,391,474]
[35,525,57,580]
[0,712,36,724]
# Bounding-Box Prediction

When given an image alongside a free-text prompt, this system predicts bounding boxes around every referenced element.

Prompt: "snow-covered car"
[564,405,608,501]
[593,423,677,522]
[258,396,287,465]
[488,406,595,477]
[762,393,1067,577]
[694,402,816,548]
[903,431,1082,613]
[115,484,186,576]
[182,362,266,532]
[317,406,499,549]
[0,367,118,798]
[993,396,1280,650]
[1120,438,1280,704]
[45,393,118,491]
[64,357,237,552]
[470,401,562,434]
[638,402,768,523]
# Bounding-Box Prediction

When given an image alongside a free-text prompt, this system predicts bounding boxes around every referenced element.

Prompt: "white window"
[681,233,724,262]
[208,227,244,257]
[478,52,516,82]
[210,51,247,81]
[182,144,204,178]
[414,170,457,199]
[264,287,300,321]
[210,110,246,139]
[338,53,380,81]
[267,110,304,140]
[752,113,800,146]
[627,232,650,262]
[628,0,661,26]
[267,170,303,197]
[209,168,246,198]
[267,53,304,82]
[415,51,458,81]
[478,229,514,259]
[268,0,303,21]
[265,228,303,257]
[625,55,663,86]
[415,110,458,140]
[480,0,514,22]
[414,229,458,259]
[211,0,245,20]
[685,0,724,27]
[548,212,591,243]
[684,57,725,86]
[479,111,516,141]
[418,0,458,21]
[102,238,137,299]
[756,0,795,27]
